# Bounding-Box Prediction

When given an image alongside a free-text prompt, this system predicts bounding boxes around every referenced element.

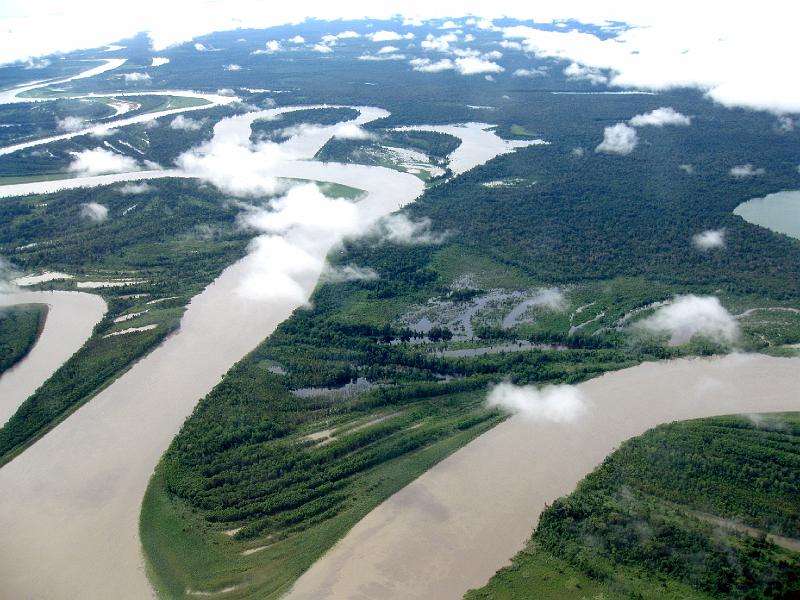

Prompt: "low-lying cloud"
[321,264,379,283]
[377,214,446,244]
[68,148,141,176]
[636,295,739,346]
[170,115,204,131]
[118,182,153,195]
[57,116,86,132]
[595,123,638,155]
[487,382,589,423]
[730,164,765,178]
[692,229,725,250]
[123,72,150,82]
[629,107,691,127]
[80,202,109,222]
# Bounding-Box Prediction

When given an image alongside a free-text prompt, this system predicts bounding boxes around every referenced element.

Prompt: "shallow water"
[286,353,800,600]
[734,190,800,240]
[0,291,106,425]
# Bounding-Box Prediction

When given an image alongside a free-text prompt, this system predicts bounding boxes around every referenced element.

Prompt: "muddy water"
[734,190,800,241]
[286,353,800,600]
[0,291,106,425]
[394,122,548,175]
[0,110,423,599]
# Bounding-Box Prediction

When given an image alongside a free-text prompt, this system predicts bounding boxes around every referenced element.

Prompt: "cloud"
[499,40,523,51]
[170,115,204,131]
[321,264,379,283]
[358,52,406,61]
[376,214,445,244]
[595,123,638,155]
[454,57,504,75]
[151,57,169,67]
[312,43,333,54]
[177,136,284,197]
[571,147,585,157]
[513,67,547,77]
[332,123,373,140]
[421,33,458,52]
[287,35,304,44]
[80,202,109,222]
[692,229,725,250]
[528,287,567,311]
[236,183,364,301]
[368,31,413,42]
[636,295,739,346]
[225,63,242,71]
[336,31,360,39]
[67,148,140,175]
[679,163,694,174]
[118,182,153,194]
[410,58,454,73]
[501,17,800,114]
[730,164,765,178]
[564,62,607,85]
[487,382,589,423]
[377,45,400,54]
[194,42,208,51]
[123,72,150,82]
[57,116,86,132]
[629,107,691,127]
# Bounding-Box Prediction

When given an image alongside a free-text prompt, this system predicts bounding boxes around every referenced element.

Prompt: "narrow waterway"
[0,291,106,425]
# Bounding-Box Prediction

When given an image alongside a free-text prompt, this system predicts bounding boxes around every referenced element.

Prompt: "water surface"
[734,190,800,240]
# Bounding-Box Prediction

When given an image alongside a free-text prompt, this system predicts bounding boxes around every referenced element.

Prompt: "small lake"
[734,190,800,240]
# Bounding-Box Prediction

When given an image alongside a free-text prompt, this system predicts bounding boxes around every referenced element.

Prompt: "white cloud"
[410,57,454,73]
[439,20,459,29]
[260,40,281,53]
[487,382,589,423]
[118,182,153,194]
[57,116,85,132]
[377,45,400,54]
[332,123,373,140]
[629,107,691,127]
[377,214,445,244]
[421,33,458,52]
[321,264,379,283]
[312,43,333,54]
[571,147,585,157]
[692,229,725,250]
[24,57,51,69]
[499,40,522,51]
[595,123,638,155]
[123,72,150,82]
[177,136,284,197]
[368,30,413,42]
[679,163,694,174]
[225,63,242,71]
[151,57,169,67]
[336,30,360,39]
[563,62,607,85]
[67,148,140,175]
[359,52,406,61]
[636,295,739,346]
[170,115,204,131]
[454,57,504,75]
[80,202,109,222]
[513,67,547,77]
[730,164,765,178]
[194,42,208,51]
[287,35,305,44]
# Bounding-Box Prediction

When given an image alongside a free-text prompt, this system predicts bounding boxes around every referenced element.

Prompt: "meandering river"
[286,353,800,600]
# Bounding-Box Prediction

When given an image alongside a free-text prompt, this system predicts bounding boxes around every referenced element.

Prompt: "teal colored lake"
[734,190,800,240]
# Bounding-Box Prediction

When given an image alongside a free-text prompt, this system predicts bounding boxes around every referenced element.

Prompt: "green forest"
[0,304,47,375]
[468,413,800,599]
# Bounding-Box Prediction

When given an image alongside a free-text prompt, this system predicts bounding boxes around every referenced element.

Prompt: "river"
[286,353,800,600]
[0,291,106,426]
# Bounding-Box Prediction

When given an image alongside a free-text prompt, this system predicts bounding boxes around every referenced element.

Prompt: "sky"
[1,1,799,113]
